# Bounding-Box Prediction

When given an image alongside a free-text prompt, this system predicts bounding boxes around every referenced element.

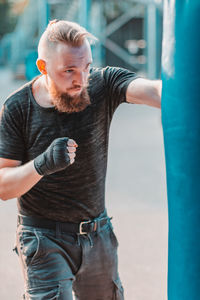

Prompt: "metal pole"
[78,0,91,30]
[146,3,157,79]
[38,0,50,38]
[90,0,105,67]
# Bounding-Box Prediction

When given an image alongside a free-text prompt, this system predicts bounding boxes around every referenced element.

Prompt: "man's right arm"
[0,159,43,201]
[0,137,77,201]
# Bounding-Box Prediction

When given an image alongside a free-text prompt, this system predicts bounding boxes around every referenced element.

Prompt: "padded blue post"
[161,1,200,299]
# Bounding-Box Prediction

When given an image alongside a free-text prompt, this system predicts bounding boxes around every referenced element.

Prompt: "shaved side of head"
[38,31,51,60]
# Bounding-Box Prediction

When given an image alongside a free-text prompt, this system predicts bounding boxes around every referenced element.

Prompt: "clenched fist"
[34,137,78,176]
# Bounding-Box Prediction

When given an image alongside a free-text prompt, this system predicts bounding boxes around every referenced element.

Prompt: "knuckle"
[67,140,72,146]
[67,139,77,147]
[69,153,75,159]
[67,146,76,153]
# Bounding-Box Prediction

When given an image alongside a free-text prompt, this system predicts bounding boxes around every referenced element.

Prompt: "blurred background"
[0,1,167,299]
[0,0,163,80]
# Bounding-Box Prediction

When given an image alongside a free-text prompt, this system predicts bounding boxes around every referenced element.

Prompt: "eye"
[65,69,73,73]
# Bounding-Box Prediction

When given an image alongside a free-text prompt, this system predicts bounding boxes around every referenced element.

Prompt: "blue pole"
[79,0,91,30]
[162,1,200,299]
[38,0,50,37]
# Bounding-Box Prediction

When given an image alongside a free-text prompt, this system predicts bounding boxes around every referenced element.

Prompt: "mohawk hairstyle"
[38,19,97,59]
[44,19,96,47]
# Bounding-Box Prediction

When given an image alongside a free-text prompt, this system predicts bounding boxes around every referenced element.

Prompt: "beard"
[48,80,91,113]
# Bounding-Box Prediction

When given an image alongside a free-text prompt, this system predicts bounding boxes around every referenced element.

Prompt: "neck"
[32,75,54,108]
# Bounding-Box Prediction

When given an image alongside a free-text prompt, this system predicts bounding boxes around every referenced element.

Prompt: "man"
[0,20,161,299]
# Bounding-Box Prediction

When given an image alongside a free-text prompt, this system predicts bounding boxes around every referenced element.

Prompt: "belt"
[17,214,110,235]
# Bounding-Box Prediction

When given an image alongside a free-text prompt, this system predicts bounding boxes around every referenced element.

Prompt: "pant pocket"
[18,228,44,266]
[113,277,124,300]
[25,284,60,300]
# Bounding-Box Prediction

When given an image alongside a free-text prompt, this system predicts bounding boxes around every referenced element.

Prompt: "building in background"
[0,0,163,80]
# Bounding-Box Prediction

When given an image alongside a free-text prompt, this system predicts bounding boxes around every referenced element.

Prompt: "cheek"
[47,64,70,83]
[60,72,73,85]
[53,73,73,91]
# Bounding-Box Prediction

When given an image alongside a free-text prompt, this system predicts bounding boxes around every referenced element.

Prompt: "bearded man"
[0,20,161,299]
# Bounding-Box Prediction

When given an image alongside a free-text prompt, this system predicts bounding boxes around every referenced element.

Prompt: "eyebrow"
[64,61,93,69]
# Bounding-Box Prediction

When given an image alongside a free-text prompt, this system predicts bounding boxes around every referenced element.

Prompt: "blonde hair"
[38,19,96,59]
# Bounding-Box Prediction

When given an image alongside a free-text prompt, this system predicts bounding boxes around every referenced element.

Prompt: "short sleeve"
[0,103,25,161]
[103,66,139,115]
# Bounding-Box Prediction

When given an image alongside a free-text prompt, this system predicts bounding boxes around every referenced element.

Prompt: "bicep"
[0,104,25,161]
[0,157,22,169]
[103,66,139,111]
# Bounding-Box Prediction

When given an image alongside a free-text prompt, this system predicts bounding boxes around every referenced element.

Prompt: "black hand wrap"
[34,137,71,176]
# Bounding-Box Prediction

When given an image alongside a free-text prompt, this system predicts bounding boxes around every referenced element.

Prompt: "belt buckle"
[79,220,91,235]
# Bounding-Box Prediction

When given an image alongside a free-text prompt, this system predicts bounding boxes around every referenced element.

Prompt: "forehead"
[52,40,92,67]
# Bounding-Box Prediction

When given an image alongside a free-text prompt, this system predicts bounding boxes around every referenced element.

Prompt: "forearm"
[126,78,162,108]
[0,161,43,200]
[0,137,76,200]
[135,79,162,108]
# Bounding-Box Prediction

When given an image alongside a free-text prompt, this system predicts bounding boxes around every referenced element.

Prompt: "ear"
[36,59,47,75]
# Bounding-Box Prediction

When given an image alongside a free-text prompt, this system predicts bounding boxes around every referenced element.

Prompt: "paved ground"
[0,66,168,300]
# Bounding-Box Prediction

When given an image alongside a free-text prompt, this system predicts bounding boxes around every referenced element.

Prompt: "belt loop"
[96,219,101,233]
[87,233,94,248]
[56,222,60,238]
[77,234,81,246]
[93,220,97,232]
[108,217,113,228]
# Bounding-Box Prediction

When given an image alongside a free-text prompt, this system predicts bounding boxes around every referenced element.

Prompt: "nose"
[73,71,87,86]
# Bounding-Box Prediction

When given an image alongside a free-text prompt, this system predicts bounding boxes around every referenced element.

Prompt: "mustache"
[67,84,88,91]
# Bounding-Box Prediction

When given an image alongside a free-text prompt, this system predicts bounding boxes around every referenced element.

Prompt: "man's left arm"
[126,78,162,108]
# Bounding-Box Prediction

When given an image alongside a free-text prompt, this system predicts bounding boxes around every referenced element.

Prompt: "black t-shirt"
[0,67,138,222]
